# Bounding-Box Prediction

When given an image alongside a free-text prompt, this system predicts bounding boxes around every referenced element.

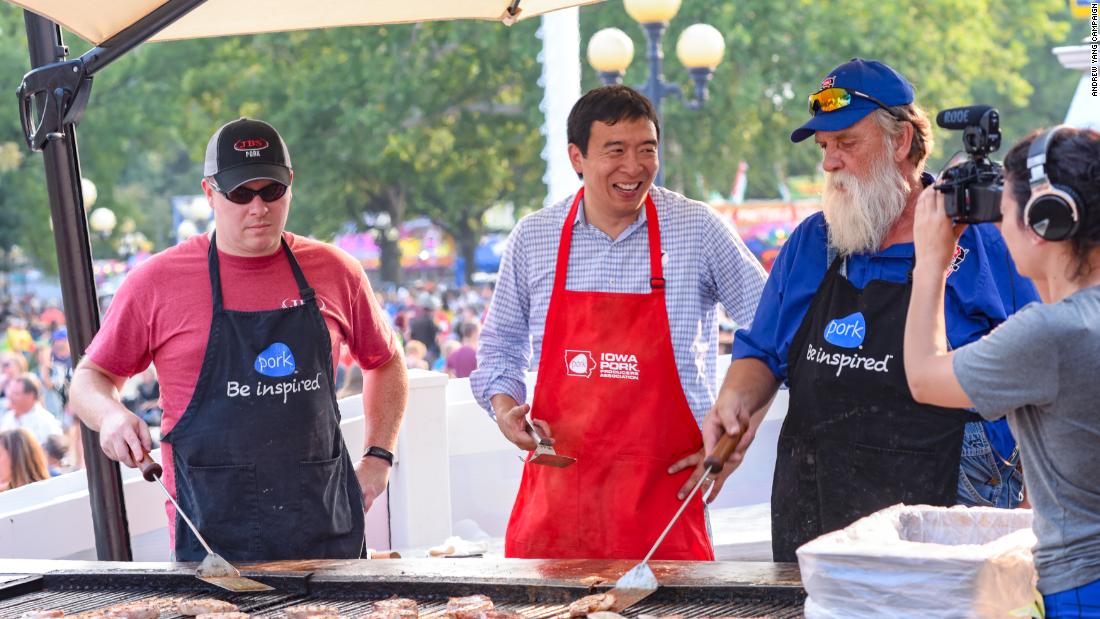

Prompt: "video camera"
[934,105,1003,223]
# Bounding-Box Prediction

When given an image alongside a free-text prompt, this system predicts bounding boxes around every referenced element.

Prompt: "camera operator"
[701,58,1039,562]
[906,126,1100,617]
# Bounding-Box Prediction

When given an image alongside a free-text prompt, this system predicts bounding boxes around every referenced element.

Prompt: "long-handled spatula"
[607,429,741,612]
[140,454,274,592]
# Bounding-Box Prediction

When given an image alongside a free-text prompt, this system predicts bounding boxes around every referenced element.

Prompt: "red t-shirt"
[86,232,396,540]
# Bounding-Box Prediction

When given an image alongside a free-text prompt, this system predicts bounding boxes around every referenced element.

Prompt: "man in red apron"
[470,86,767,559]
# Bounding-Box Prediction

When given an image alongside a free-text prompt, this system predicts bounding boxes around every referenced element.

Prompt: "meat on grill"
[194,613,253,619]
[471,611,524,619]
[100,601,160,619]
[21,611,65,618]
[177,599,240,616]
[283,604,343,619]
[567,593,616,617]
[444,594,495,619]
[366,597,419,618]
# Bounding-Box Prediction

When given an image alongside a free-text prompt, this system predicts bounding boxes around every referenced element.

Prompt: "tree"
[576,0,1074,199]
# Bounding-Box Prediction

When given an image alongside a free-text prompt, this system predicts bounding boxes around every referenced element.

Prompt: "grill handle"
[140,453,163,482]
[702,429,742,474]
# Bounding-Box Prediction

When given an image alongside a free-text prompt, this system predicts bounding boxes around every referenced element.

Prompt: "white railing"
[0,359,786,559]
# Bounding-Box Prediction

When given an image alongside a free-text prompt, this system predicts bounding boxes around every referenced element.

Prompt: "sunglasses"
[209,179,288,205]
[808,87,904,120]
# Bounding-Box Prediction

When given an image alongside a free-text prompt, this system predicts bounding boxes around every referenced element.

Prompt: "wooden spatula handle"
[702,429,742,474]
[140,453,162,482]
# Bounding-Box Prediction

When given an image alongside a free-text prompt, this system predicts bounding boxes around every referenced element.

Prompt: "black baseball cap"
[203,118,292,191]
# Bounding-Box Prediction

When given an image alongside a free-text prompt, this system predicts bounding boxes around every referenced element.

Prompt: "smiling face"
[203,176,292,257]
[569,117,659,223]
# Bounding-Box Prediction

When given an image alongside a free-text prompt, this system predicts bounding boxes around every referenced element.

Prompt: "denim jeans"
[1045,577,1100,618]
[957,421,1024,508]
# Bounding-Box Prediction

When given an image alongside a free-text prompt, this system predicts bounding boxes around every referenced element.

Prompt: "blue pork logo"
[823,312,866,348]
[255,342,296,377]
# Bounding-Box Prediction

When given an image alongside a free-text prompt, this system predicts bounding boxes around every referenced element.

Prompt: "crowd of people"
[0,294,75,491]
[0,292,170,492]
[376,284,490,378]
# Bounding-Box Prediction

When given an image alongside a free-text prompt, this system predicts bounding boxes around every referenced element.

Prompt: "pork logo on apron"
[564,350,595,377]
[254,342,296,376]
[807,310,894,377]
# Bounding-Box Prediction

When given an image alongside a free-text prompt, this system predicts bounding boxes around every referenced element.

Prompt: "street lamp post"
[88,207,117,262]
[587,0,726,186]
[89,206,117,238]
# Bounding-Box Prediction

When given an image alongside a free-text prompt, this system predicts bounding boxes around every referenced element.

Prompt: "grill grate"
[0,562,805,619]
[0,589,803,618]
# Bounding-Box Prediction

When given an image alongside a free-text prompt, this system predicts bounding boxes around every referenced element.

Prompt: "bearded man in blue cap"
[700,58,1038,561]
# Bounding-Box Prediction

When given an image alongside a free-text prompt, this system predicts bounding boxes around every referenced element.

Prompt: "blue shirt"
[471,186,768,424]
[733,211,1039,455]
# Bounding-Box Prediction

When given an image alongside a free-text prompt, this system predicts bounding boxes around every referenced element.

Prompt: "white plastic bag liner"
[797,504,1038,619]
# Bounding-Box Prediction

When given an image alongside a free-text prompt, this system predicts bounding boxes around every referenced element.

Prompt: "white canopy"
[7,0,603,45]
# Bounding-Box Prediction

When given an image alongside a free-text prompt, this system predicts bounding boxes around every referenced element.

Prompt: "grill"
[0,559,805,618]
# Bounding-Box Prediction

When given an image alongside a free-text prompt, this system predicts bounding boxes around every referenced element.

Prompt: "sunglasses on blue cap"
[808,87,905,121]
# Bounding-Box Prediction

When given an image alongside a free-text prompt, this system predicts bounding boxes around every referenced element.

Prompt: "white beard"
[821,144,910,255]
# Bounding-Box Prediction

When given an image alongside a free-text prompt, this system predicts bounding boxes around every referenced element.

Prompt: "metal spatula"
[140,454,274,592]
[526,417,575,468]
[606,430,741,612]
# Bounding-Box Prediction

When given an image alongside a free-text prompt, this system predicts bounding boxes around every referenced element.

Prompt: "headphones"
[1024,125,1084,241]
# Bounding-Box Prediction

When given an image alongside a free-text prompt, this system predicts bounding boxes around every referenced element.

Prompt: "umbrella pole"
[23,11,133,562]
[18,0,207,564]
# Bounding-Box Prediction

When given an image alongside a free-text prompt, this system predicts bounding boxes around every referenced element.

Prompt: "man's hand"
[354,455,392,513]
[668,448,738,504]
[97,408,152,468]
[496,402,554,452]
[491,394,552,452]
[701,392,758,481]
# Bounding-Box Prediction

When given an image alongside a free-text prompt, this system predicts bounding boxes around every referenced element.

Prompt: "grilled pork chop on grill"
[99,601,160,619]
[444,594,495,619]
[283,604,343,619]
[178,599,240,615]
[567,593,616,617]
[21,611,65,618]
[366,597,419,618]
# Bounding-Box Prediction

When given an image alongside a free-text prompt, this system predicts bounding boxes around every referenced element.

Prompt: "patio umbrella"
[7,0,603,45]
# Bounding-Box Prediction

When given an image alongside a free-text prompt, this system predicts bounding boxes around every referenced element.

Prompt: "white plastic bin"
[797,504,1038,619]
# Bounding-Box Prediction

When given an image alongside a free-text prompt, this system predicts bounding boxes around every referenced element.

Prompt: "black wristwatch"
[362,446,394,466]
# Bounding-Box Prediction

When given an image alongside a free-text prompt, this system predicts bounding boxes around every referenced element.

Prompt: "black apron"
[162,234,365,561]
[770,256,973,562]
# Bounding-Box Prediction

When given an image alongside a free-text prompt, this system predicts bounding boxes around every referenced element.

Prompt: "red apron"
[504,189,714,561]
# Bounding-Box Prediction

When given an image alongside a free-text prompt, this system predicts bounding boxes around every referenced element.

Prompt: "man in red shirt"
[70,118,408,560]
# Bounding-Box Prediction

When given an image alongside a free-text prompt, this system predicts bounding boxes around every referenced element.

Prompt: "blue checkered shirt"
[471,186,767,425]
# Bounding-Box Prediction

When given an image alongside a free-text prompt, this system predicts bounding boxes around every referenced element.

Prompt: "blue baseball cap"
[790,58,915,143]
